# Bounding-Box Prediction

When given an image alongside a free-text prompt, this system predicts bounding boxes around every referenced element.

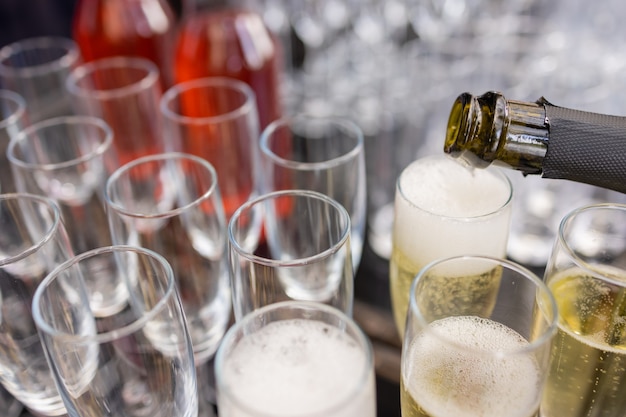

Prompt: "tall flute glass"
[541,203,626,417]
[66,56,166,166]
[259,114,367,270]
[228,189,354,320]
[0,89,27,194]
[0,193,73,416]
[390,154,513,336]
[32,246,198,417]
[105,152,231,365]
[402,255,558,417]
[160,77,261,219]
[0,36,81,123]
[215,300,377,417]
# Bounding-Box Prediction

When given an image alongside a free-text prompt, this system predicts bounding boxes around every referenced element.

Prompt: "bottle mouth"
[444,92,473,156]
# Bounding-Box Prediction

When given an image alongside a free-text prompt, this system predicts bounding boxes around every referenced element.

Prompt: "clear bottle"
[444,91,626,194]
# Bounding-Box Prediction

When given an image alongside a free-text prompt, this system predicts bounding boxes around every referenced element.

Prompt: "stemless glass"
[401,255,558,417]
[160,77,261,219]
[0,36,81,122]
[0,193,73,417]
[259,114,367,269]
[541,203,626,417]
[105,152,231,365]
[215,300,376,417]
[389,154,513,336]
[228,189,353,320]
[0,89,27,194]
[66,56,166,166]
[32,246,198,417]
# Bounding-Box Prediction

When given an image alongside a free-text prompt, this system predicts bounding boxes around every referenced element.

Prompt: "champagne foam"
[222,319,370,416]
[405,315,541,417]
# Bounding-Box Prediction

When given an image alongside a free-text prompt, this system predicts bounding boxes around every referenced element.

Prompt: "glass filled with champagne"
[390,154,513,335]
[541,203,626,417]
[401,255,557,417]
[215,300,377,417]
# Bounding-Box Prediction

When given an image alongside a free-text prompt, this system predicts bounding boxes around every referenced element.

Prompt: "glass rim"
[557,202,626,285]
[0,36,80,77]
[214,300,374,417]
[65,56,160,100]
[0,89,26,129]
[228,189,351,267]
[397,154,513,221]
[259,114,364,170]
[7,115,113,171]
[408,254,558,356]
[32,245,177,344]
[0,193,62,266]
[105,152,220,219]
[160,76,257,125]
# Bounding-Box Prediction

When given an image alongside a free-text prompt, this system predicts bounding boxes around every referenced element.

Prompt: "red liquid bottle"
[173,3,283,129]
[72,0,177,87]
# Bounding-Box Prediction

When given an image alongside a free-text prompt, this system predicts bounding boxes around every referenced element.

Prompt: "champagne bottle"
[444,91,626,194]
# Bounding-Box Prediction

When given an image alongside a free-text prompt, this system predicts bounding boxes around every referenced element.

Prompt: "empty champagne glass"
[0,193,73,416]
[402,255,557,417]
[66,56,166,166]
[32,245,198,417]
[105,152,231,365]
[0,36,81,122]
[541,203,626,417]
[228,189,353,320]
[259,114,366,269]
[215,300,377,417]
[160,77,261,219]
[0,89,27,194]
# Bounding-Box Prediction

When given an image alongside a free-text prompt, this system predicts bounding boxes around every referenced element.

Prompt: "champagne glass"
[0,36,81,123]
[541,203,626,417]
[160,77,261,219]
[0,89,27,194]
[215,300,376,417]
[66,56,166,166]
[401,255,557,417]
[228,189,353,320]
[7,115,122,316]
[259,114,366,270]
[32,245,198,417]
[390,154,513,336]
[105,152,231,365]
[0,193,73,416]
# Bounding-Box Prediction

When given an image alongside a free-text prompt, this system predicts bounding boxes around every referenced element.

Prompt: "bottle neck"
[445,91,549,175]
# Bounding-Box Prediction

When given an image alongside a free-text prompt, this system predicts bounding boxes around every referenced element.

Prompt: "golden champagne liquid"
[390,247,503,335]
[542,268,626,417]
[401,316,542,417]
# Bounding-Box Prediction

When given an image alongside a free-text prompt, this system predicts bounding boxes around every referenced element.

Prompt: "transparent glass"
[215,300,376,417]
[32,246,198,417]
[228,189,353,320]
[402,255,557,417]
[0,89,27,194]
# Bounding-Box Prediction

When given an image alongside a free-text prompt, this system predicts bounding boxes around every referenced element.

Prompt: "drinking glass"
[105,152,231,365]
[7,115,122,317]
[541,203,626,417]
[0,36,81,123]
[32,245,198,417]
[390,154,513,336]
[215,300,376,417]
[0,89,27,194]
[228,189,353,320]
[0,385,23,417]
[160,77,260,219]
[402,255,558,417]
[259,114,366,269]
[66,56,166,166]
[0,193,73,416]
